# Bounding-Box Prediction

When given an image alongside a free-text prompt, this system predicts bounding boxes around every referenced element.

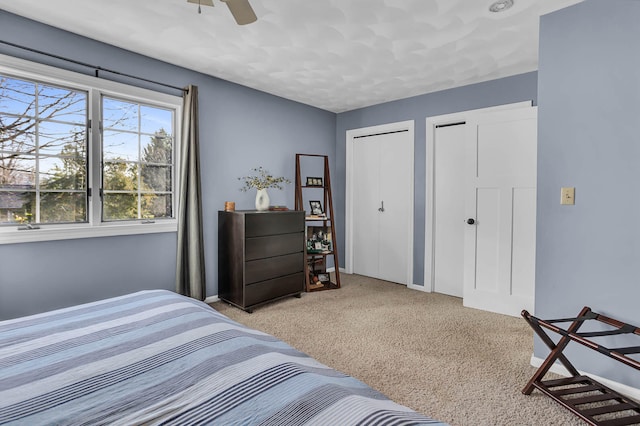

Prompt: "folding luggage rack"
[521,307,640,426]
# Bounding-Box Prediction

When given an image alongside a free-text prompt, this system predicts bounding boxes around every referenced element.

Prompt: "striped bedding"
[0,290,446,425]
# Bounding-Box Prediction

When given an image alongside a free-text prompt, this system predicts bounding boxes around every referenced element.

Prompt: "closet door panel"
[352,138,380,278]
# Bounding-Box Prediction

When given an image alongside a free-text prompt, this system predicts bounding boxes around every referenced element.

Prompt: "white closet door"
[433,124,466,297]
[352,130,413,285]
[353,137,380,278]
[378,132,412,284]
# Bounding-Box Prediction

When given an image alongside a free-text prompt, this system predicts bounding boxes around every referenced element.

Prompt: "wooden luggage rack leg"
[521,308,640,426]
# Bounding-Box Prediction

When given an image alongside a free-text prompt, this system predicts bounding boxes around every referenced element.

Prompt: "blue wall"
[536,0,639,388]
[0,11,336,319]
[335,73,538,285]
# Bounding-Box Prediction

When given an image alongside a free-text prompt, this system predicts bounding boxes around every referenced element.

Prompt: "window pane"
[103,161,137,191]
[1,73,89,227]
[0,76,36,116]
[140,105,172,135]
[103,130,138,161]
[141,165,171,192]
[40,156,87,190]
[142,194,172,219]
[141,134,172,164]
[103,193,138,221]
[0,115,36,153]
[101,97,175,224]
[40,192,86,223]
[0,191,35,224]
[103,97,138,131]
[38,84,87,123]
[38,121,86,156]
[0,154,35,188]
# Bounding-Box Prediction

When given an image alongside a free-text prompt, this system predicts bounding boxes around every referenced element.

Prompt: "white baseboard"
[329,268,428,292]
[204,295,219,304]
[408,283,430,292]
[530,355,640,402]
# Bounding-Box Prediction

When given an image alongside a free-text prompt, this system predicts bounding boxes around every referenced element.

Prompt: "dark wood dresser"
[218,210,305,312]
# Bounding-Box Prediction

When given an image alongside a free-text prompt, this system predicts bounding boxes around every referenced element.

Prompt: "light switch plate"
[561,187,575,205]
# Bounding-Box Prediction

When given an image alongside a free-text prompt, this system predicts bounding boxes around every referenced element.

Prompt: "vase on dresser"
[255,188,270,211]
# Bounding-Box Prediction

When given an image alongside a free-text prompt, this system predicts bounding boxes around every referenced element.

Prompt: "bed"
[0,290,446,425]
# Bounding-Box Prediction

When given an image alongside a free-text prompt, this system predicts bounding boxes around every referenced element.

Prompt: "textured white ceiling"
[0,0,583,112]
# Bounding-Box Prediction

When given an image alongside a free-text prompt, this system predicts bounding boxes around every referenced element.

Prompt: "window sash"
[0,77,90,225]
[100,95,175,222]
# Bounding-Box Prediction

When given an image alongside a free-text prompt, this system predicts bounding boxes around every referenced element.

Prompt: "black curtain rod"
[0,39,188,94]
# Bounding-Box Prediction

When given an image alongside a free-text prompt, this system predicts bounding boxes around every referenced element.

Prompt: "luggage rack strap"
[578,324,636,338]
[614,346,640,355]
[544,311,599,324]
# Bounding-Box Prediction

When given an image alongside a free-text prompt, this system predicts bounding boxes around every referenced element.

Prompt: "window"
[0,77,88,225]
[101,97,174,221]
[0,55,181,244]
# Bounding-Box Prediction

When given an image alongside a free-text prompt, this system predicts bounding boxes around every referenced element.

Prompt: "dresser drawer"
[245,212,303,237]
[245,252,303,284]
[245,233,303,261]
[245,272,304,307]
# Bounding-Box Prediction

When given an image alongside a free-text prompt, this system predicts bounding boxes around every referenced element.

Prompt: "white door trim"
[424,101,532,293]
[346,120,415,285]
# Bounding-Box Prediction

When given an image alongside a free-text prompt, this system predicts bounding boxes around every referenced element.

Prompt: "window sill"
[0,221,177,245]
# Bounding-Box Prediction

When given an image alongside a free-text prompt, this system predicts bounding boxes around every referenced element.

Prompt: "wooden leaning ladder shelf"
[294,154,341,292]
[521,308,640,426]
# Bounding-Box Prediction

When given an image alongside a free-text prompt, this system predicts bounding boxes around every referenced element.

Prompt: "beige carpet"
[211,273,584,426]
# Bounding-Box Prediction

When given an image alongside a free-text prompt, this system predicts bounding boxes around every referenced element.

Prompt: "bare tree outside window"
[1,76,175,226]
[0,75,87,225]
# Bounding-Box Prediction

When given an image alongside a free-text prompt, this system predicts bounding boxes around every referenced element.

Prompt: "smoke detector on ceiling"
[489,0,515,13]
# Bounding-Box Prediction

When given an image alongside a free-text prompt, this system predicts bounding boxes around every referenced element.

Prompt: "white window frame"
[0,54,182,244]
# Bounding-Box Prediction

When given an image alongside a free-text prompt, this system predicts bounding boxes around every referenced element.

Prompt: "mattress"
[0,290,446,425]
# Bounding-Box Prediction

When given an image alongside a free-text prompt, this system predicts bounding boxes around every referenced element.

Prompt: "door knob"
[466,218,475,225]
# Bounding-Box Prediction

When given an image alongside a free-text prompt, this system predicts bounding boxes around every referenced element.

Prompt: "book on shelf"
[306,214,327,220]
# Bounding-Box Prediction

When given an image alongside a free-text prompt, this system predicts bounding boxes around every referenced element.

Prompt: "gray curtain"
[176,85,206,300]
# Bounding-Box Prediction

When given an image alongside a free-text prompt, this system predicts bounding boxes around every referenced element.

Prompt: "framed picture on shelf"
[306,226,332,253]
[306,177,323,187]
[309,200,324,216]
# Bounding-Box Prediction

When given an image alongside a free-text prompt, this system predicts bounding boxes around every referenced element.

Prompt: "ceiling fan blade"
[187,0,214,7]
[220,0,257,25]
